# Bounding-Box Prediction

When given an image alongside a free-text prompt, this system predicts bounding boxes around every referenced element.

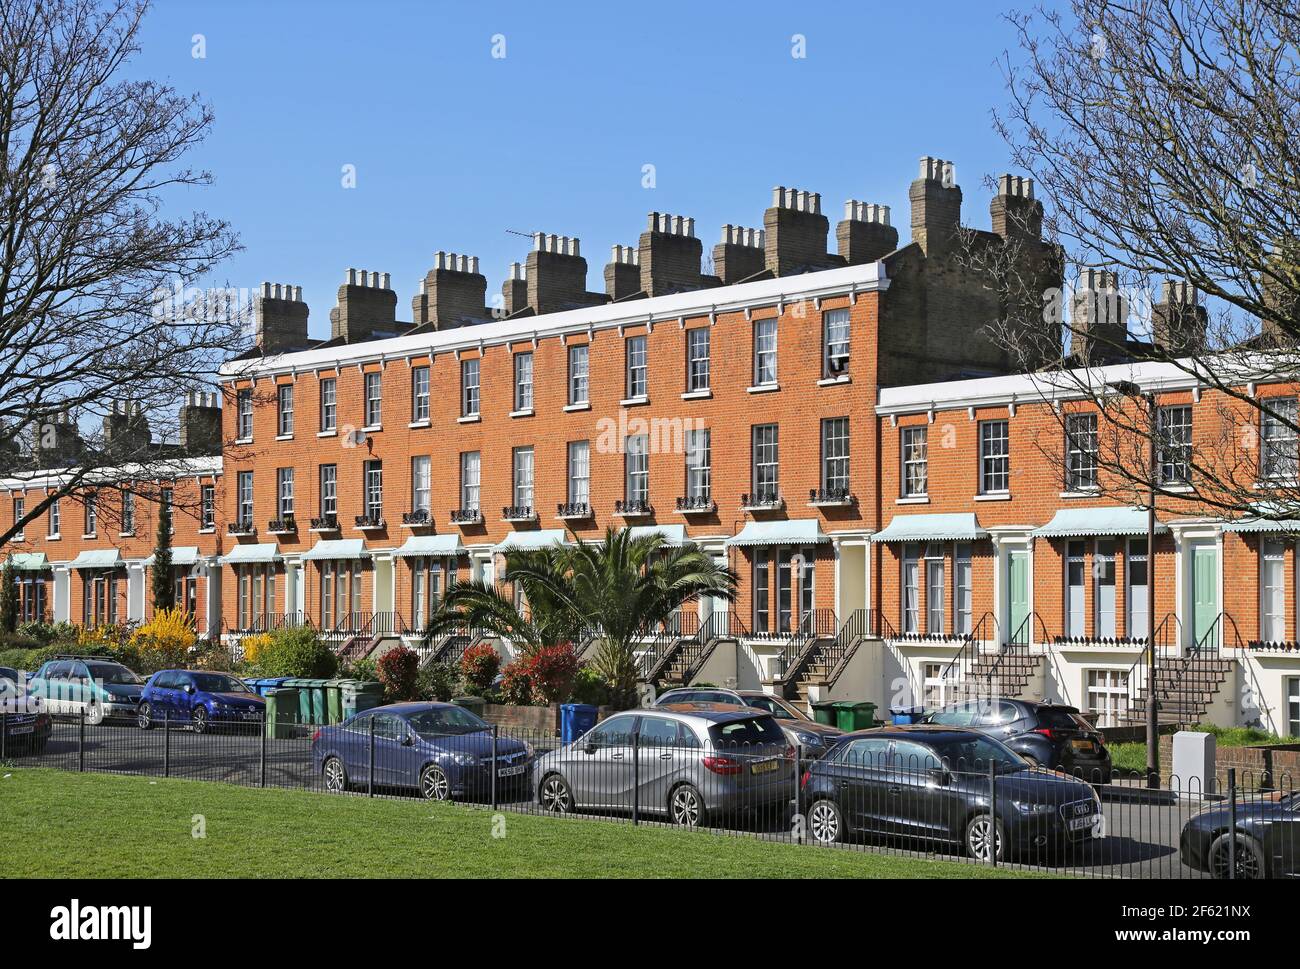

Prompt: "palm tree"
[422,527,737,706]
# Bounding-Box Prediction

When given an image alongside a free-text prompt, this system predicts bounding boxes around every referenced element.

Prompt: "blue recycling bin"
[244,677,292,698]
[890,705,925,725]
[560,703,598,744]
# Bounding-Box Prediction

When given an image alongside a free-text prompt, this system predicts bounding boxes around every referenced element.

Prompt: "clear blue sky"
[134,0,1058,339]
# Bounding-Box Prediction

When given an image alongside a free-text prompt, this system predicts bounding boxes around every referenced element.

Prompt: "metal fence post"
[259,712,267,789]
[988,759,998,868]
[368,714,375,798]
[490,725,499,811]
[163,708,170,778]
[794,744,804,845]
[78,708,85,772]
[1,709,7,762]
[1227,767,1238,880]
[632,729,640,826]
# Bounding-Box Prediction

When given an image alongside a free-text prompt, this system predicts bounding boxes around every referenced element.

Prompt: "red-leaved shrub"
[377,645,420,701]
[460,642,501,692]
[519,643,580,703]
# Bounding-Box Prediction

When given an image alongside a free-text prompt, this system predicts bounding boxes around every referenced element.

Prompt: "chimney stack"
[330,269,398,343]
[712,225,767,285]
[990,174,1042,241]
[638,212,703,296]
[525,233,603,315]
[102,401,151,454]
[253,282,309,353]
[501,262,528,317]
[763,187,829,276]
[837,201,898,265]
[909,156,962,256]
[604,245,641,300]
[412,252,487,330]
[1071,269,1129,364]
[1152,279,1207,354]
[179,391,222,454]
[34,411,82,466]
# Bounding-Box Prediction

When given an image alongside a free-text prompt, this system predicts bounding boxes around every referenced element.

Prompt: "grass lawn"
[0,768,1056,879]
[1110,724,1297,775]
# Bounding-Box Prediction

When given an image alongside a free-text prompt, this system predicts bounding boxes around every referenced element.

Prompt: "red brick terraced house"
[5,156,1296,738]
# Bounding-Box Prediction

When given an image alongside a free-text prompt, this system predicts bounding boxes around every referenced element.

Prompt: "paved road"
[6,719,1215,879]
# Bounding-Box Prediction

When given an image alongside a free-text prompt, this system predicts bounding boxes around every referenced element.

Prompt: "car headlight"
[451,752,479,766]
[795,732,823,747]
[1012,800,1053,815]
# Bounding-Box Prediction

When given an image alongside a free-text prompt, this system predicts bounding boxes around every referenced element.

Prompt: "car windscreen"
[745,696,798,720]
[924,735,1027,775]
[408,706,489,736]
[708,716,786,748]
[191,673,249,693]
[87,664,142,686]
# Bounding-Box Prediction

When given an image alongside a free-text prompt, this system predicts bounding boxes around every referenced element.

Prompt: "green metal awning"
[219,543,281,565]
[393,534,466,558]
[1033,507,1168,539]
[142,546,200,567]
[69,549,123,569]
[492,529,568,553]
[1221,517,1300,533]
[870,513,987,544]
[627,524,689,546]
[7,552,48,570]
[725,519,830,548]
[301,539,369,561]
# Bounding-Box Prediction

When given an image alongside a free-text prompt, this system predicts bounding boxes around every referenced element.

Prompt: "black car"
[1180,791,1299,878]
[922,699,1112,783]
[1,667,51,754]
[800,725,1103,861]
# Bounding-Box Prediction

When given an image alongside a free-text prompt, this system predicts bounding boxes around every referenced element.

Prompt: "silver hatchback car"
[533,704,796,827]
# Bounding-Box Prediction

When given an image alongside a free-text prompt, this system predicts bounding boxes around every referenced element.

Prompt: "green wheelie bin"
[834,701,878,732]
[323,679,352,724]
[810,700,838,726]
[341,680,384,720]
[264,688,301,740]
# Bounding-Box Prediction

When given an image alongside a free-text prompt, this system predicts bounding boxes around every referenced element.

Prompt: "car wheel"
[420,764,451,801]
[539,774,573,814]
[1209,831,1265,879]
[137,702,154,731]
[84,700,104,726]
[322,756,348,794]
[808,799,844,845]
[965,813,1005,863]
[669,784,705,828]
[191,706,209,734]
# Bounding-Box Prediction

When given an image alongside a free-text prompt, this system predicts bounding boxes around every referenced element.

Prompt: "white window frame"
[319,465,337,518]
[1260,397,1298,481]
[12,497,24,540]
[1065,540,1086,638]
[821,417,850,493]
[901,426,928,497]
[200,485,215,530]
[411,366,430,423]
[364,372,383,428]
[902,547,920,635]
[320,378,337,432]
[568,441,590,506]
[513,446,535,509]
[1126,538,1149,640]
[686,327,710,392]
[753,318,778,386]
[926,555,945,636]
[752,423,779,498]
[460,451,481,511]
[236,389,253,440]
[626,334,648,400]
[1157,405,1192,485]
[954,543,972,636]
[411,456,431,514]
[1065,412,1098,490]
[363,460,383,521]
[1087,669,1129,729]
[277,468,295,518]
[979,419,1010,494]
[568,345,589,405]
[277,383,295,437]
[685,428,711,500]
[461,358,480,417]
[48,498,60,537]
[237,472,253,526]
[514,352,533,412]
[1261,539,1286,642]
[625,434,649,504]
[1094,539,1117,639]
[1287,676,1299,738]
[823,307,850,377]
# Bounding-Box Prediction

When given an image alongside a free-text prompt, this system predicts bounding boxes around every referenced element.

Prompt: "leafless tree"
[962,0,1300,520]
[0,0,241,543]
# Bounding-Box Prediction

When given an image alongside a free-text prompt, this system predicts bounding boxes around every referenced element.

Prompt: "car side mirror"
[403,733,415,747]
[183,685,195,694]
[927,768,951,787]
[583,742,598,755]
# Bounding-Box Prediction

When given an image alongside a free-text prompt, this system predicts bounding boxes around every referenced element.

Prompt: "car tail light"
[784,745,796,761]
[311,730,322,743]
[800,769,812,790]
[1034,727,1064,740]
[702,755,743,776]
[36,714,50,727]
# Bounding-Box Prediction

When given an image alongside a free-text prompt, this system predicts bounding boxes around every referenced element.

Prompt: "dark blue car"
[137,669,265,733]
[312,702,534,801]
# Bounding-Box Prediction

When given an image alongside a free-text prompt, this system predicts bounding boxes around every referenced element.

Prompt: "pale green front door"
[1007,549,1030,642]
[1191,544,1219,648]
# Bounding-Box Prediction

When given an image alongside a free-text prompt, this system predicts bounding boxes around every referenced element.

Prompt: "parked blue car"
[312,702,533,801]
[137,669,265,733]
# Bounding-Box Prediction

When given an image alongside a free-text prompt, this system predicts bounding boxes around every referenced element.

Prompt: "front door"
[569,714,638,809]
[1191,544,1219,649]
[1006,549,1030,642]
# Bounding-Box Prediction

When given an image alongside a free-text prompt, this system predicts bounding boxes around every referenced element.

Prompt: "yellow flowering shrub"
[129,608,198,673]
[241,632,273,668]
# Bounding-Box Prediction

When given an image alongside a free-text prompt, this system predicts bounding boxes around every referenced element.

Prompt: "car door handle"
[611,753,624,760]
[659,753,674,760]
[888,786,902,796]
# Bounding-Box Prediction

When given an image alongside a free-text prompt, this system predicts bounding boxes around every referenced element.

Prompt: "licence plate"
[1067,814,1093,831]
[752,759,779,775]
[1071,739,1094,752]
[10,725,34,735]
[497,765,525,778]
